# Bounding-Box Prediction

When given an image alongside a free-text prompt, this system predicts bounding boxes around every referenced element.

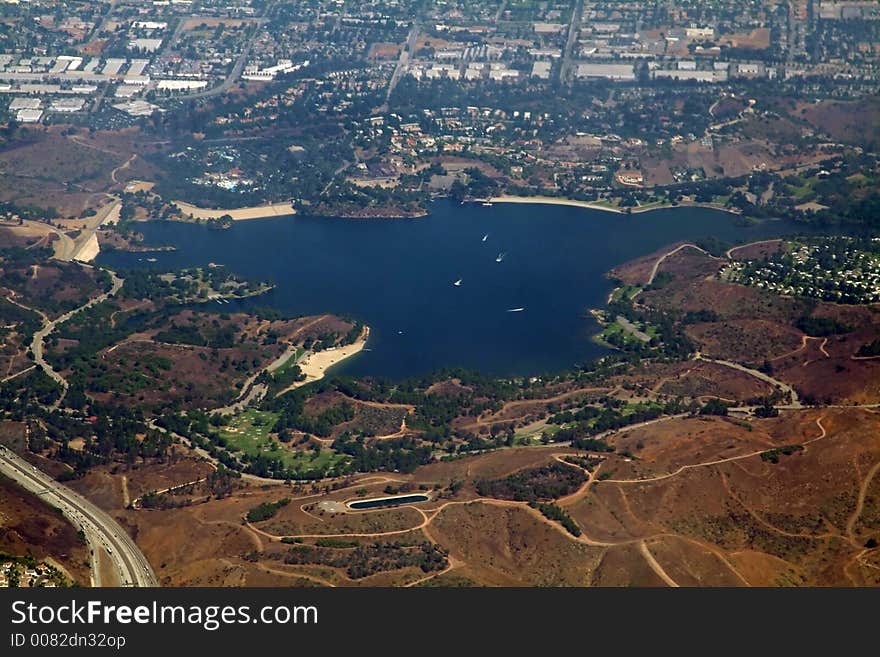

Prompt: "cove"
[96,199,808,379]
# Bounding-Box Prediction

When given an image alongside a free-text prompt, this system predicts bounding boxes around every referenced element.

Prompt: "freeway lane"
[0,445,157,587]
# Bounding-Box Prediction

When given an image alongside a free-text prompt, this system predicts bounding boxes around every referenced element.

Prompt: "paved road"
[0,444,157,587]
[174,2,277,101]
[176,44,253,101]
[616,315,651,343]
[560,0,584,85]
[380,20,420,110]
[213,343,302,415]
[695,352,801,407]
[646,243,714,286]
[15,220,76,261]
[71,200,121,262]
[29,269,124,409]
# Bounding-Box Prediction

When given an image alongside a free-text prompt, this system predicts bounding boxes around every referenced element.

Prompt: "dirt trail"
[771,334,810,361]
[371,417,409,441]
[603,417,826,485]
[111,154,137,184]
[645,243,715,286]
[298,504,326,523]
[1,365,35,383]
[639,540,679,587]
[847,460,880,543]
[721,470,840,540]
[553,454,603,506]
[460,386,611,430]
[163,411,859,586]
[6,269,123,409]
[253,563,337,588]
[650,365,697,394]
[194,516,264,552]
[403,556,461,588]
[725,239,782,260]
[247,506,431,541]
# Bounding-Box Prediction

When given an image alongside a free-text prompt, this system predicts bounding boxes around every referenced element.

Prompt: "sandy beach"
[281,327,370,394]
[173,200,297,221]
[489,195,625,213]
[489,195,739,216]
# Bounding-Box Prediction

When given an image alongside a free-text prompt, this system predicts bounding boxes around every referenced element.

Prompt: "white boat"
[507,307,525,312]
[496,252,506,262]
[453,279,462,287]
[482,202,493,207]
[482,234,488,242]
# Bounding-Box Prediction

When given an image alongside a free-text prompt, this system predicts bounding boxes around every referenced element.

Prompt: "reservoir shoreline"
[277,327,371,396]
[168,194,740,223]
[487,195,742,217]
[97,199,810,380]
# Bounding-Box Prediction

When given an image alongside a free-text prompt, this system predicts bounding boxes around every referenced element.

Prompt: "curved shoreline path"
[28,268,124,410]
[0,443,157,587]
[694,352,801,408]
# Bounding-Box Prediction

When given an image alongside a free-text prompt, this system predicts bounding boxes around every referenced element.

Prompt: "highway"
[0,443,157,587]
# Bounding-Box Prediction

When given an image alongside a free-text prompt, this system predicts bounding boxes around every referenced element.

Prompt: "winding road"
[694,351,801,408]
[645,243,715,286]
[0,265,158,586]
[28,269,124,409]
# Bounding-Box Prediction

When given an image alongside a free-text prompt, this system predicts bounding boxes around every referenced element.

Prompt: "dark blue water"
[97,199,805,379]
[348,494,430,509]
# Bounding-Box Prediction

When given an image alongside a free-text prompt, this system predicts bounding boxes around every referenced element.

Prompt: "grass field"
[786,180,814,200]
[272,348,304,377]
[596,318,657,348]
[220,409,348,474]
[611,285,642,302]
[513,422,556,445]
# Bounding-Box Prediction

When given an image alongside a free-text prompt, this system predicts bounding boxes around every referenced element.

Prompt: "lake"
[96,199,807,379]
